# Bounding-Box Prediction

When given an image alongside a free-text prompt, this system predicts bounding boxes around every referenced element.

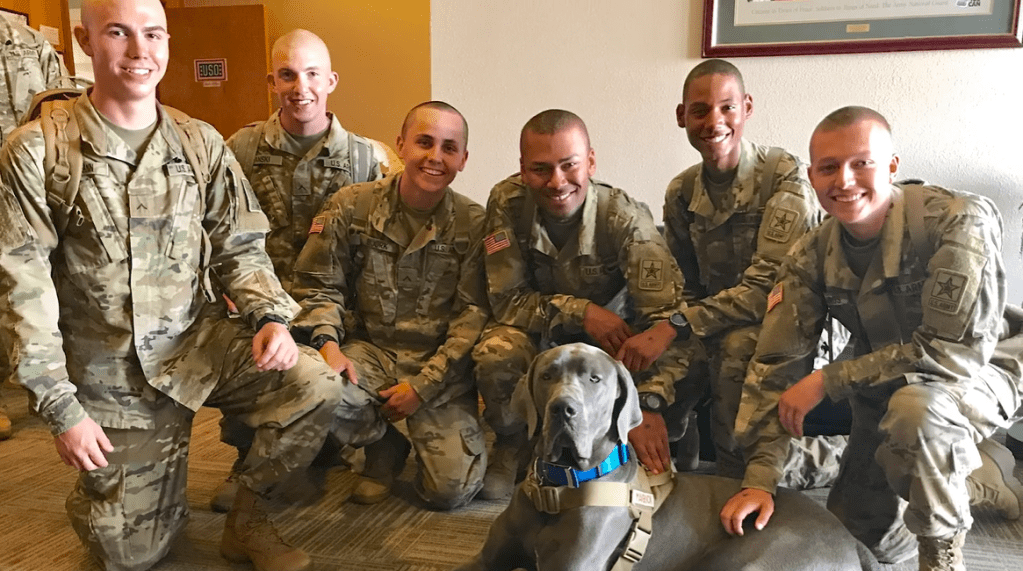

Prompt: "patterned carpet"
[2,383,1022,571]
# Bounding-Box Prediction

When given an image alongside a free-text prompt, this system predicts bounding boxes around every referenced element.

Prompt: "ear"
[676,103,686,128]
[326,71,339,94]
[612,358,643,442]
[511,360,540,439]
[74,25,92,57]
[743,92,754,119]
[888,153,900,183]
[586,146,596,178]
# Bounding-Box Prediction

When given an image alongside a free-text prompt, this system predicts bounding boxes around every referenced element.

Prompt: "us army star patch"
[927,269,968,315]
[763,207,798,243]
[638,259,664,291]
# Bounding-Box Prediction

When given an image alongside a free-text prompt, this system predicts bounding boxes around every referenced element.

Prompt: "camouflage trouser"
[827,374,1009,564]
[473,323,707,442]
[709,325,846,488]
[333,339,486,510]
[67,324,339,571]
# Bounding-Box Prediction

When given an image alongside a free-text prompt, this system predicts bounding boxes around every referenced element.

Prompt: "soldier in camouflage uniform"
[0,14,72,441]
[720,107,1023,571]
[473,109,706,499]
[0,1,341,570]
[664,59,846,486]
[209,29,384,512]
[290,101,488,509]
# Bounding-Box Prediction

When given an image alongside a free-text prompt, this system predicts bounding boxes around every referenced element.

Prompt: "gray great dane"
[455,343,880,571]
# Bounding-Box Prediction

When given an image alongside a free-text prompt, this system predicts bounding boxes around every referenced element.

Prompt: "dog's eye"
[541,372,551,381]
[589,374,601,383]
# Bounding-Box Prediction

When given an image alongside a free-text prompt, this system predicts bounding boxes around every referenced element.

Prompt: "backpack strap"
[899,183,934,265]
[231,120,266,181]
[41,98,83,237]
[758,146,784,208]
[348,131,374,184]
[679,166,698,207]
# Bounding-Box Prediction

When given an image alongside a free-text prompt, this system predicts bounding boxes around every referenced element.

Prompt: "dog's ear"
[611,358,643,442]
[511,356,540,439]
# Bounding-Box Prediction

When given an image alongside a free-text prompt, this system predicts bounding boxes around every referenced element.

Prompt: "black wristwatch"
[309,334,335,351]
[668,312,693,341]
[638,392,668,414]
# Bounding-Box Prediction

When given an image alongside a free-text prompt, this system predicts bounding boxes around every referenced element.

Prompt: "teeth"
[421,167,443,176]
[833,194,864,203]
[124,68,150,76]
[705,133,727,143]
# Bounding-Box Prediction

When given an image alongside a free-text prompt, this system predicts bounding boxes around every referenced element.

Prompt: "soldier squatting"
[0,2,1021,571]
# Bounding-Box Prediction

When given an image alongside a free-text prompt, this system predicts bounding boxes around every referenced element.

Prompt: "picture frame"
[0,7,29,28]
[702,0,1023,57]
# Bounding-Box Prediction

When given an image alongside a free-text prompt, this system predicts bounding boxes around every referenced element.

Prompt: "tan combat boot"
[0,409,11,441]
[221,485,311,571]
[966,438,1023,520]
[350,424,411,504]
[210,473,240,513]
[479,430,529,500]
[917,531,966,571]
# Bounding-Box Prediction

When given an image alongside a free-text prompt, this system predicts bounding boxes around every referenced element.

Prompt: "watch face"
[670,313,686,327]
[642,393,665,412]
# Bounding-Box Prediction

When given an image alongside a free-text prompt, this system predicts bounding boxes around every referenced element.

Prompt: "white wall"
[432,0,1023,300]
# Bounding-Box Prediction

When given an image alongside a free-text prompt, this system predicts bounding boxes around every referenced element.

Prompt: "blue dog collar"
[537,443,630,488]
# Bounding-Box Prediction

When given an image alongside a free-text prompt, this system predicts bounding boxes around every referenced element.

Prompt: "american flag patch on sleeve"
[484,231,511,255]
[309,215,325,234]
[767,282,784,313]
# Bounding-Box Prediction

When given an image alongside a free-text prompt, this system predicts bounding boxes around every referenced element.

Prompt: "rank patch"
[638,259,664,291]
[309,215,325,234]
[764,207,799,243]
[767,282,784,312]
[485,231,511,255]
[927,269,968,315]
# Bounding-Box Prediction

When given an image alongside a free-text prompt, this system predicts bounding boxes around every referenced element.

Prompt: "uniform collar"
[688,138,756,224]
[371,173,455,239]
[526,179,599,257]
[263,111,349,160]
[75,93,186,167]
[821,185,904,292]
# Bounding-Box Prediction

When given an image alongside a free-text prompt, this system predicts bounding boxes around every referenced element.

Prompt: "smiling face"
[519,125,596,220]
[677,72,752,175]
[76,0,169,107]
[808,119,899,240]
[396,106,468,202]
[268,31,338,136]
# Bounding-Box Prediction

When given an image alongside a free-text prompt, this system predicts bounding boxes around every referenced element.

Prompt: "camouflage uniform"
[0,16,70,426]
[226,111,382,293]
[736,184,1020,562]
[0,95,340,570]
[663,139,846,486]
[291,174,489,509]
[474,175,706,440]
[217,111,383,455]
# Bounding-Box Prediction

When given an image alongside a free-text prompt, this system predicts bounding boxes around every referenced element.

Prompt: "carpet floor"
[1,384,1021,570]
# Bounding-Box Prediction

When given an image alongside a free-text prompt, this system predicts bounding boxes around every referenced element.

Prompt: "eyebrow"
[104,23,168,34]
[528,154,580,166]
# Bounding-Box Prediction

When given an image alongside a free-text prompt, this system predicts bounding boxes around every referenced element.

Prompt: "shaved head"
[520,109,590,156]
[401,101,468,147]
[812,105,893,142]
[682,59,745,102]
[271,29,331,71]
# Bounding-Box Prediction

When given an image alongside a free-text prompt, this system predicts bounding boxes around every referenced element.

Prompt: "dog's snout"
[548,397,579,421]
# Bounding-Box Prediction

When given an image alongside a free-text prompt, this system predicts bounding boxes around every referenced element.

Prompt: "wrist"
[638,392,668,414]
[667,312,692,341]
[257,314,289,331]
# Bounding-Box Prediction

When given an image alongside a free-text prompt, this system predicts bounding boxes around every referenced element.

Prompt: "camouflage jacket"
[290,174,488,404]
[0,17,69,141]
[226,112,382,291]
[737,184,1012,494]
[663,139,820,338]
[483,174,686,341]
[0,95,296,434]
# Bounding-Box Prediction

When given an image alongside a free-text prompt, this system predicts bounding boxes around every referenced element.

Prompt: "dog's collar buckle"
[539,442,630,488]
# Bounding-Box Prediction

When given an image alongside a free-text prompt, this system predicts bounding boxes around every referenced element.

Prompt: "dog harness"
[523,443,676,571]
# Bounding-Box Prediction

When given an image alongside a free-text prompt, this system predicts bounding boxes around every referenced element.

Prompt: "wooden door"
[160,4,271,138]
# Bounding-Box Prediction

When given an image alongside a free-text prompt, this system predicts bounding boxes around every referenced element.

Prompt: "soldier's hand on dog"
[252,321,299,371]
[720,488,775,536]
[615,321,676,371]
[628,410,672,474]
[380,382,423,421]
[55,417,114,472]
[318,341,359,385]
[779,369,826,438]
[583,303,633,355]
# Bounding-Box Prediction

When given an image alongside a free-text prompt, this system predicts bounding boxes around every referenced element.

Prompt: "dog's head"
[511,343,643,471]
